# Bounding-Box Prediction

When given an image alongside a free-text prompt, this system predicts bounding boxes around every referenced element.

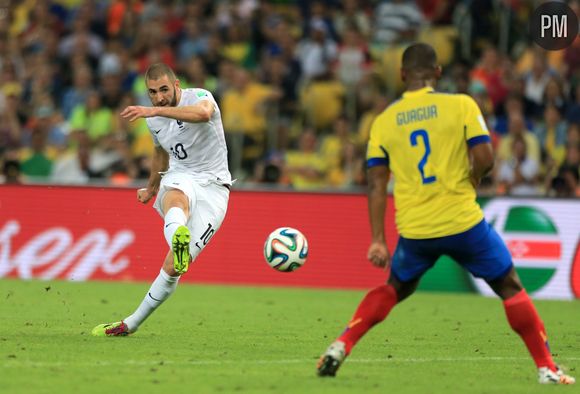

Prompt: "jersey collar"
[402,86,435,98]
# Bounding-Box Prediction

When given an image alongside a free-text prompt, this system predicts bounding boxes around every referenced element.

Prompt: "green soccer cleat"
[172,225,191,274]
[91,321,130,337]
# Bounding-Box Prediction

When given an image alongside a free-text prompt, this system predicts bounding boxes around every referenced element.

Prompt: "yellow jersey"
[367,87,490,239]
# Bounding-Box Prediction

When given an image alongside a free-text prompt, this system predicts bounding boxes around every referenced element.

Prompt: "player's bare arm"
[469,142,494,188]
[287,165,324,179]
[138,146,168,204]
[121,101,215,123]
[367,165,390,269]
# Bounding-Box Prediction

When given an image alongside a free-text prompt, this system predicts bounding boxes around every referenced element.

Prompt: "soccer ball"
[263,227,308,272]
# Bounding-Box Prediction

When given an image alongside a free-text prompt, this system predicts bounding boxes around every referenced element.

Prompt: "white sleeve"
[186,89,218,112]
[145,118,161,146]
[497,161,514,183]
[520,159,539,180]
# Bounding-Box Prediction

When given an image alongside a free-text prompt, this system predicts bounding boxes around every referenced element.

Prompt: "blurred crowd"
[0,0,579,197]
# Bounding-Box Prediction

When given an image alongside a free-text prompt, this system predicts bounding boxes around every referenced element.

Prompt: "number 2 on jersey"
[410,129,436,184]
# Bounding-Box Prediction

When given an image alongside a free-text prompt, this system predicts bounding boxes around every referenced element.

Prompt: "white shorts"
[153,172,230,262]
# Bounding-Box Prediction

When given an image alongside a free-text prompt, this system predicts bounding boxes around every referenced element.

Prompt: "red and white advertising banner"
[472,199,580,299]
[1,186,579,298]
[0,185,398,289]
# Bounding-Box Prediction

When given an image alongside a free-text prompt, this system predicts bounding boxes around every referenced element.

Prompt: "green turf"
[0,279,578,394]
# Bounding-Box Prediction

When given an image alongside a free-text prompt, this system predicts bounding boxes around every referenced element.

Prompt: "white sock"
[163,207,187,249]
[124,269,179,332]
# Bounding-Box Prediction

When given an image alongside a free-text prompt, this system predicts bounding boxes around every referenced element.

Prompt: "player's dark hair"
[402,43,438,72]
[145,63,176,83]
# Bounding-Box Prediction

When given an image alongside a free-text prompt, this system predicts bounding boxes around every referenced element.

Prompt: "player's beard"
[170,87,178,106]
[154,87,177,107]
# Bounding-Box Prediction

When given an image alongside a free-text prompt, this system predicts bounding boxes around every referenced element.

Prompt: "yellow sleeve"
[255,83,274,102]
[366,116,389,167]
[497,137,511,161]
[463,95,491,147]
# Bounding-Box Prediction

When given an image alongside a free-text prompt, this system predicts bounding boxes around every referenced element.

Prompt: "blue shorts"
[391,220,513,283]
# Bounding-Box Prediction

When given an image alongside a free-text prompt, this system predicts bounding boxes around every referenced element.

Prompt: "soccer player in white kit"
[92,63,232,336]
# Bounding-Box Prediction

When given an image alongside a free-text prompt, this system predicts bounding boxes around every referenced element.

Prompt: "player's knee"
[487,267,524,300]
[388,276,419,302]
[162,190,190,217]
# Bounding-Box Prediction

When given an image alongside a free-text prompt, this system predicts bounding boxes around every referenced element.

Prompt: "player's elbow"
[470,143,494,176]
[196,102,214,122]
[197,109,212,122]
[473,155,494,178]
[485,159,494,174]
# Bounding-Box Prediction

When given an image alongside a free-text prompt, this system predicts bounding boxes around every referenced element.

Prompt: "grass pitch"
[1,279,578,394]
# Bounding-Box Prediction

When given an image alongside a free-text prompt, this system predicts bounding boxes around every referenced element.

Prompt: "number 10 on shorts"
[195,223,215,250]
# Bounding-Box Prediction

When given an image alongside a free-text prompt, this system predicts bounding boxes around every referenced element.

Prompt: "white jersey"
[145,88,232,185]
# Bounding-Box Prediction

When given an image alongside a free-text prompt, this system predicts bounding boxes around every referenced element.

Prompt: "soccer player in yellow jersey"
[317,43,575,385]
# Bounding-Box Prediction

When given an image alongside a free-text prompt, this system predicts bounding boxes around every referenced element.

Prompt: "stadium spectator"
[100,37,139,92]
[132,18,176,73]
[296,18,338,82]
[284,129,328,190]
[106,0,144,39]
[497,112,540,164]
[300,73,345,132]
[222,23,254,67]
[19,127,53,180]
[565,84,580,124]
[60,65,93,120]
[470,46,509,109]
[356,92,390,146]
[332,0,371,40]
[441,61,470,94]
[567,122,580,146]
[177,19,209,64]
[334,24,371,89]
[99,63,125,110]
[200,32,226,78]
[111,93,153,161]
[0,83,24,153]
[25,98,68,154]
[301,0,339,43]
[416,0,457,25]
[180,56,218,95]
[563,1,580,78]
[213,58,237,103]
[260,54,299,118]
[497,135,541,196]
[326,140,366,189]
[50,132,103,184]
[249,150,287,187]
[68,90,114,148]
[492,94,534,135]
[1,151,22,184]
[57,16,104,61]
[533,105,568,166]
[317,43,576,385]
[548,142,580,198]
[542,77,567,115]
[469,81,494,124]
[523,49,557,108]
[320,115,355,169]
[501,76,540,121]
[372,0,425,47]
[23,55,61,111]
[221,67,281,176]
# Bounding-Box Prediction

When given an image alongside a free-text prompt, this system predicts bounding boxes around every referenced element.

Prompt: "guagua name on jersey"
[396,105,438,126]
